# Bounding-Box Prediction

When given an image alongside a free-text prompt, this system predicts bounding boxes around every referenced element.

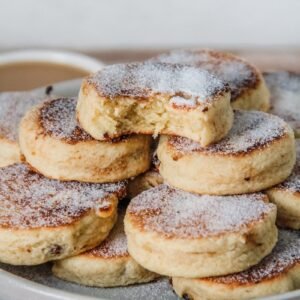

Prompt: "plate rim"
[0,267,105,300]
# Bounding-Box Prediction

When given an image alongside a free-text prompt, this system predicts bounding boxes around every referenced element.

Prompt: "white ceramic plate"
[34,78,84,97]
[0,79,300,300]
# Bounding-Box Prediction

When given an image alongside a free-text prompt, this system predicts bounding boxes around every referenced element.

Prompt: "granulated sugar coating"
[264,71,300,134]
[153,49,259,100]
[40,98,93,142]
[0,164,127,229]
[87,62,228,106]
[86,211,128,259]
[40,97,134,144]
[0,91,47,141]
[169,110,287,155]
[169,96,197,108]
[127,185,275,239]
[276,140,300,192]
[207,229,300,284]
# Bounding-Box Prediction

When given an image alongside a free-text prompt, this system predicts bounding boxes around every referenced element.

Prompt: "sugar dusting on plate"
[127,185,275,238]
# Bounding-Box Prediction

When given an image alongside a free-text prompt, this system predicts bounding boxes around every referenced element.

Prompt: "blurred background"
[1,0,300,68]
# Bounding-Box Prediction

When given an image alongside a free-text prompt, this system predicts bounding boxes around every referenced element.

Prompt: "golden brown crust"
[151,49,261,102]
[125,185,277,278]
[39,98,134,144]
[85,62,229,102]
[200,230,300,286]
[166,110,289,157]
[0,163,126,230]
[77,65,233,146]
[126,185,274,240]
[19,98,151,183]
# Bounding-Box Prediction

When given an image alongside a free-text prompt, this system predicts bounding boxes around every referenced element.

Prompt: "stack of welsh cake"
[0,49,299,300]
